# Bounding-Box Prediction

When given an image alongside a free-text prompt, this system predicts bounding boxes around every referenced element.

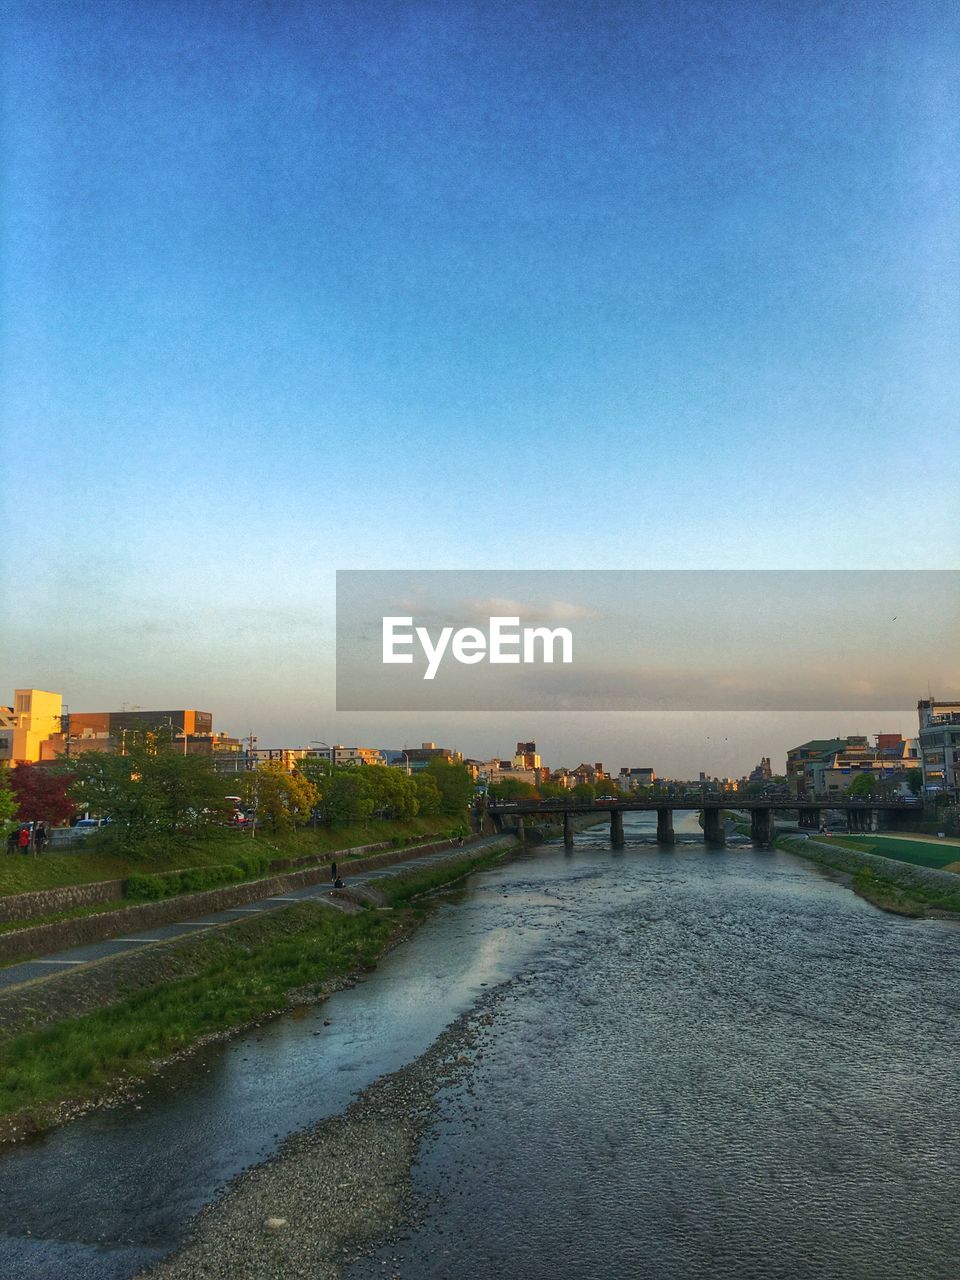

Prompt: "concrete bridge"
[485,797,922,848]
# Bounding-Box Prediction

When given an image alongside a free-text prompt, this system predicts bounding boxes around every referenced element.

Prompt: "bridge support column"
[610,810,625,848]
[516,817,525,843]
[703,807,725,846]
[750,809,775,845]
[808,808,821,832]
[656,808,675,845]
[563,811,574,846]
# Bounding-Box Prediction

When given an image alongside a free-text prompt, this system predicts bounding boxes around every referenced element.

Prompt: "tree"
[8,763,76,826]
[488,777,538,802]
[241,764,317,833]
[68,743,232,850]
[0,767,17,828]
[847,773,876,799]
[425,759,475,814]
[906,768,923,797]
[572,782,596,801]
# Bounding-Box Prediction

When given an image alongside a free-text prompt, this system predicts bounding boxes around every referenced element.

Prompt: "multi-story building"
[307,745,388,769]
[800,734,920,800]
[392,743,462,773]
[617,767,656,790]
[512,741,541,770]
[0,689,64,764]
[786,737,869,797]
[917,698,960,801]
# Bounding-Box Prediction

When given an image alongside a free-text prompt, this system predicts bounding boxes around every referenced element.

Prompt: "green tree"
[413,772,443,816]
[488,777,538,802]
[847,773,876,799]
[68,744,232,850]
[906,767,923,797]
[425,759,475,814]
[241,764,318,833]
[572,782,596,801]
[0,767,18,829]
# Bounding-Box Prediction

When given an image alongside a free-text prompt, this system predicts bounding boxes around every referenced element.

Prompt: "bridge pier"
[610,810,625,848]
[656,808,675,845]
[750,808,775,845]
[703,807,725,846]
[563,811,574,846]
[516,817,526,843]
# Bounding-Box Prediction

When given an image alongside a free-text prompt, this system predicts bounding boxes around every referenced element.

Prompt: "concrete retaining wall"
[0,834,498,965]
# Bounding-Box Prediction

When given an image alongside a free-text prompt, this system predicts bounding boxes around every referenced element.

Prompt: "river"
[1,812,958,1279]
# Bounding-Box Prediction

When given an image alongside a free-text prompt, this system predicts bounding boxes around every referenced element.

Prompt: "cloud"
[464,597,601,623]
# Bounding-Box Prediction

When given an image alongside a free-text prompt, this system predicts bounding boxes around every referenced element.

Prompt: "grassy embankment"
[0,845,507,1139]
[775,833,960,918]
[0,819,469,946]
[823,833,960,871]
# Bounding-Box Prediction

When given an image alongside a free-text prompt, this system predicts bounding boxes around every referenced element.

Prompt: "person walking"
[17,825,31,854]
[6,828,18,855]
[330,860,338,883]
[35,822,47,853]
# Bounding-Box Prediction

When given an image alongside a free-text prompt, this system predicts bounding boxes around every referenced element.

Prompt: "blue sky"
[2,0,958,769]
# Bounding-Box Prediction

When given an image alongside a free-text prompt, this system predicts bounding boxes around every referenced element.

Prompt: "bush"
[123,854,273,902]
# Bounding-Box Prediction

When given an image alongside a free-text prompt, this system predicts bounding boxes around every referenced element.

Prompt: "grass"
[377,849,506,907]
[0,903,395,1123]
[777,834,960,917]
[0,899,134,937]
[826,834,960,871]
[0,842,509,1131]
[0,816,455,898]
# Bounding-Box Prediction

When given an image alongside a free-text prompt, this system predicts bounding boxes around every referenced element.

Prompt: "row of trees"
[0,743,477,853]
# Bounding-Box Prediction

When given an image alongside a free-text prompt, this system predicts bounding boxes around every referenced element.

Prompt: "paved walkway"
[0,835,511,993]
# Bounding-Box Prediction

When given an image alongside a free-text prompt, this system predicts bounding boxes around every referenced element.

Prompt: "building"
[617,767,656,790]
[800,734,920,800]
[917,698,960,801]
[512,741,541,770]
[786,737,869,797]
[0,689,64,764]
[307,745,387,768]
[251,747,312,772]
[393,743,463,773]
[748,757,773,783]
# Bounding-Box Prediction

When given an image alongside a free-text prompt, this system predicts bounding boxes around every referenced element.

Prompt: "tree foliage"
[847,773,876,799]
[0,768,18,827]
[8,763,76,826]
[68,745,232,850]
[240,764,318,833]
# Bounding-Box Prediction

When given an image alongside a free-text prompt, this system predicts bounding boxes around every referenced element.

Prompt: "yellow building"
[0,689,63,764]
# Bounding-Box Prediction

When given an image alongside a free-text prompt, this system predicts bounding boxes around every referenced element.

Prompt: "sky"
[2,0,958,773]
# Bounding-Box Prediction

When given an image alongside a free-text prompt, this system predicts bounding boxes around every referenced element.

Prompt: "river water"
[1,813,958,1279]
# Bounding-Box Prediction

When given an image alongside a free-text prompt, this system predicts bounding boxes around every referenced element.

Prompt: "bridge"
[484,796,923,847]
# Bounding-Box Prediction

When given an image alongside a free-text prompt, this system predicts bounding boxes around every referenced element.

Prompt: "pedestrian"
[330,860,338,882]
[17,826,30,853]
[5,828,18,855]
[35,822,47,853]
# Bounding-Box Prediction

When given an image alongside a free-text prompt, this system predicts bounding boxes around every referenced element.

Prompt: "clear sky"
[2,0,958,772]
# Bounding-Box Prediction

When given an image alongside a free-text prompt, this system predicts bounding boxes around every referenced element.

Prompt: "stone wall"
[0,831,453,927]
[0,878,125,925]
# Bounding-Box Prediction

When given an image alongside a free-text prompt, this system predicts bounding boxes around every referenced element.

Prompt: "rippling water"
[350,814,960,1280]
[1,814,958,1279]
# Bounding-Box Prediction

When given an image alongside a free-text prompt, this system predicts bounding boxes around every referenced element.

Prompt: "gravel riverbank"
[139,987,504,1280]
